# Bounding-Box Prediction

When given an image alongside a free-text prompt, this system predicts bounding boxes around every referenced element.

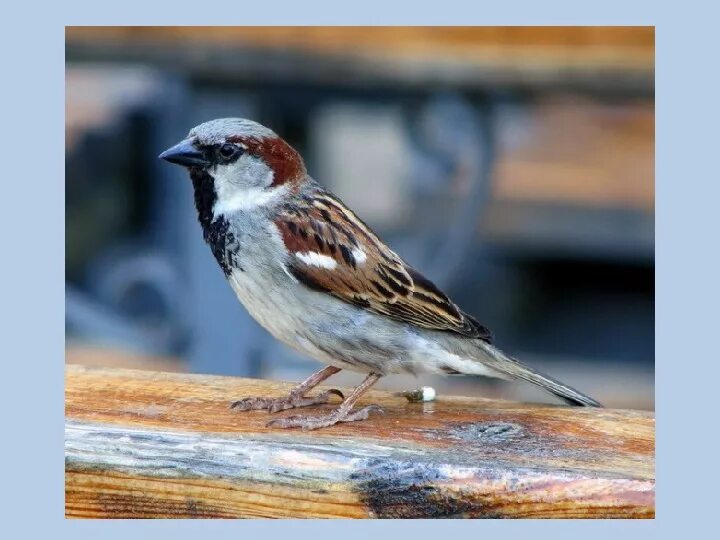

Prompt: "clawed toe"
[233,372,382,430]
[266,404,384,430]
[230,389,345,414]
[341,404,384,423]
[230,397,271,411]
[322,388,345,401]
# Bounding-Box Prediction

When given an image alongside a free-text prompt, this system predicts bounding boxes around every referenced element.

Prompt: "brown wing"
[275,191,492,342]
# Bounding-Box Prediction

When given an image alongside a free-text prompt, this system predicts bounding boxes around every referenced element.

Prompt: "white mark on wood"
[421,387,436,402]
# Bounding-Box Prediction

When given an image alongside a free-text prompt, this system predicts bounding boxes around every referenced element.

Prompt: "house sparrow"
[159,118,601,430]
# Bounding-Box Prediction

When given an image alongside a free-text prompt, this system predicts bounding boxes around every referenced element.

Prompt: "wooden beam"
[65,364,654,518]
[65,27,654,68]
[65,27,654,93]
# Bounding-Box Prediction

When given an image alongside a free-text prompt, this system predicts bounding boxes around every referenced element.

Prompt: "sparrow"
[159,118,601,430]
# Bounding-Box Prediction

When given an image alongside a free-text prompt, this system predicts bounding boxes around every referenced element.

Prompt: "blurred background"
[65,27,654,409]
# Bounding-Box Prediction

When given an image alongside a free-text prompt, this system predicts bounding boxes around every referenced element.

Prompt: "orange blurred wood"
[65,27,654,65]
[495,98,654,210]
[65,364,654,518]
[65,27,653,88]
[65,345,188,373]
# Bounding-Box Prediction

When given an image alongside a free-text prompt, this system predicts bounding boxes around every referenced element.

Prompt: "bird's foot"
[230,389,344,414]
[266,404,384,430]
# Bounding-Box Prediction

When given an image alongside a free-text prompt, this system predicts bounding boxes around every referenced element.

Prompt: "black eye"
[218,143,240,161]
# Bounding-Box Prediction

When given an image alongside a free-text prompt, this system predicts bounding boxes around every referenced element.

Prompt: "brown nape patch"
[228,135,306,186]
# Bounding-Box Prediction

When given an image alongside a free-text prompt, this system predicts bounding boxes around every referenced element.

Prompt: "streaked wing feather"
[275,191,492,342]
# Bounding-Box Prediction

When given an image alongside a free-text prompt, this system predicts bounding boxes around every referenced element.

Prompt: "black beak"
[159,139,209,167]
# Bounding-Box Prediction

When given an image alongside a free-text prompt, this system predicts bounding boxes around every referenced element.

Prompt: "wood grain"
[65,364,654,519]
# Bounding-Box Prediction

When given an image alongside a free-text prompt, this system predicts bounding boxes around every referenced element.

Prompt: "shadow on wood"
[65,364,654,518]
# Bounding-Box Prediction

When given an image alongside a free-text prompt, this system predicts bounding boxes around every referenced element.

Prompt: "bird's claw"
[266,404,384,430]
[230,388,345,413]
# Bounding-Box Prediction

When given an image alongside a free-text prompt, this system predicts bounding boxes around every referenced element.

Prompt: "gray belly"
[225,265,411,374]
[209,209,405,373]
[221,234,496,378]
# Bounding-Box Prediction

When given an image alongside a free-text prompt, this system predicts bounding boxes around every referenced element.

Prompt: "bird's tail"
[479,343,602,407]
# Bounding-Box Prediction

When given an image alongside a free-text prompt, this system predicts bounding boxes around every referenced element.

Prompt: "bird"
[159,118,602,430]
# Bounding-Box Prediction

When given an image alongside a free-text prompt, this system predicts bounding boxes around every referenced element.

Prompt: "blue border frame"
[12,3,712,537]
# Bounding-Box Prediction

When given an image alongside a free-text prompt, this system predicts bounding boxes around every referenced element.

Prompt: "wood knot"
[448,422,524,443]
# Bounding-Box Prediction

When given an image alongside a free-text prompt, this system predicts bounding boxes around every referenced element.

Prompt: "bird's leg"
[230,365,344,413]
[266,373,383,430]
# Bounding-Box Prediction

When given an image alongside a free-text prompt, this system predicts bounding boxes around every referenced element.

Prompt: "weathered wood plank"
[65,364,654,518]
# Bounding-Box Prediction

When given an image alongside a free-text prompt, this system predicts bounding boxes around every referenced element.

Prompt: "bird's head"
[159,118,307,216]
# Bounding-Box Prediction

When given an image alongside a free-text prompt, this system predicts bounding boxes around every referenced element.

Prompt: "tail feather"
[480,345,602,408]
